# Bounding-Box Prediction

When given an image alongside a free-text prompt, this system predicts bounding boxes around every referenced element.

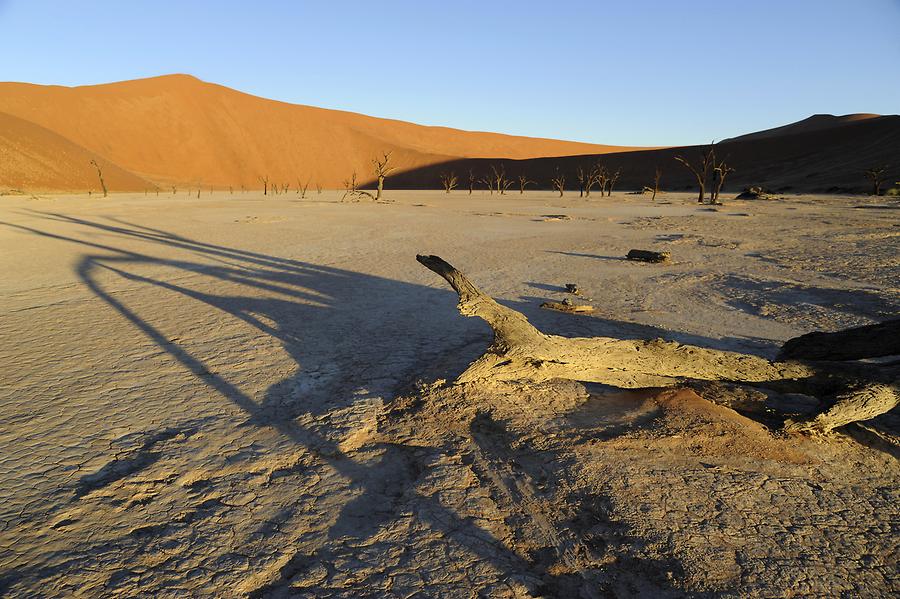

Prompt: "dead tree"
[259,175,269,196]
[342,171,374,202]
[90,160,107,197]
[576,166,589,197]
[584,164,603,197]
[373,151,396,201]
[652,167,662,201]
[517,174,536,194]
[593,164,608,197]
[440,171,459,193]
[606,168,621,197]
[550,170,566,197]
[342,171,359,201]
[468,169,477,195]
[674,144,715,203]
[710,158,735,204]
[297,178,311,198]
[416,254,899,437]
[172,186,177,195]
[864,165,889,196]
[479,172,494,195]
[491,164,513,195]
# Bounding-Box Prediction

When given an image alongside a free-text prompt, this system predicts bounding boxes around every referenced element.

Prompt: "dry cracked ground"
[0,190,898,597]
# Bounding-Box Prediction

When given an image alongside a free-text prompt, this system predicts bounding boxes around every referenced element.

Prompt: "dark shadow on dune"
[354,114,900,197]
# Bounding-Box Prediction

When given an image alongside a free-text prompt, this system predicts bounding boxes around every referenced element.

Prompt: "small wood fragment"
[540,300,595,314]
[626,249,670,263]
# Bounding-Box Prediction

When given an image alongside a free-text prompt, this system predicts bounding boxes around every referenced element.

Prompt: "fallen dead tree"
[416,254,899,435]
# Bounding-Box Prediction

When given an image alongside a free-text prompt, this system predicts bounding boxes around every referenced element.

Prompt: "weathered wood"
[626,249,670,263]
[540,300,594,314]
[416,254,812,387]
[416,254,899,435]
[778,319,900,361]
[784,383,900,435]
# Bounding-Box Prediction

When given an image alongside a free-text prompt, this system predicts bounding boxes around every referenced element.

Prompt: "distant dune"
[389,114,900,194]
[0,75,895,194]
[722,113,885,142]
[0,75,643,192]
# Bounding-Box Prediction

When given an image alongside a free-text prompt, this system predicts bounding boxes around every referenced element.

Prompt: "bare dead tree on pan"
[710,158,735,204]
[517,174,536,194]
[440,171,459,193]
[491,164,513,195]
[373,151,396,201]
[652,166,662,201]
[297,178,311,198]
[606,168,621,197]
[674,144,715,203]
[864,165,889,196]
[576,165,589,197]
[90,159,107,197]
[550,169,566,197]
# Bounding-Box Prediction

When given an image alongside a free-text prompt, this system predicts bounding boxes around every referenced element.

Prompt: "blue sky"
[1,0,897,145]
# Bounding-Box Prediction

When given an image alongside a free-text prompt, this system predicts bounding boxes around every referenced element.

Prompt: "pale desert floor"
[0,190,898,597]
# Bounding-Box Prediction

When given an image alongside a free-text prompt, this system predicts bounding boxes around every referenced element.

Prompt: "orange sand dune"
[0,74,643,192]
[0,111,151,193]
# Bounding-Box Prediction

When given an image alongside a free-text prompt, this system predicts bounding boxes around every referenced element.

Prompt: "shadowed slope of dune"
[0,74,644,191]
[388,113,900,194]
[0,111,152,193]
[723,113,884,143]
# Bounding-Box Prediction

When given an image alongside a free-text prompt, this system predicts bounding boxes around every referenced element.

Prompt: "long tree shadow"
[3,211,682,594]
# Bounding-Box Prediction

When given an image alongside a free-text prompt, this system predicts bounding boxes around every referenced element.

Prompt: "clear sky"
[1,0,898,146]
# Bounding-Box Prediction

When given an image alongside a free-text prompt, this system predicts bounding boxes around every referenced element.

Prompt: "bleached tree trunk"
[416,254,899,434]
